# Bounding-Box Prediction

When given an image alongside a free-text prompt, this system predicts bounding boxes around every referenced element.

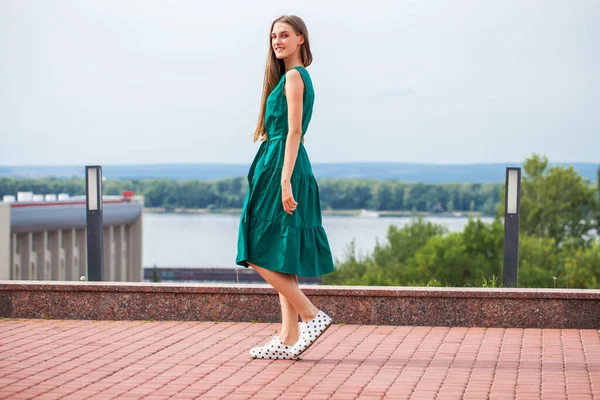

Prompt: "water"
[143,213,494,268]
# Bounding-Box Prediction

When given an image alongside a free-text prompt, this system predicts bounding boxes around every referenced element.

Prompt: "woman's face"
[271,22,303,60]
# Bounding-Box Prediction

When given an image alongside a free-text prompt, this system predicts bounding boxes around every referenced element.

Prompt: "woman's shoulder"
[286,66,313,90]
[284,67,304,86]
[285,66,305,79]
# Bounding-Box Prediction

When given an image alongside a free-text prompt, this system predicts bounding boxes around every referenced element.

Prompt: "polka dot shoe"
[249,334,302,360]
[293,310,332,357]
[254,321,301,350]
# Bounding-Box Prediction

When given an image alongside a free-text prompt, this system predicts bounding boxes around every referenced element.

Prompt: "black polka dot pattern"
[291,310,332,358]
[249,334,303,360]
[247,313,335,361]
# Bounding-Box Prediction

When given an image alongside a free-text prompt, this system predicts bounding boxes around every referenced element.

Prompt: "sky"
[1,0,599,166]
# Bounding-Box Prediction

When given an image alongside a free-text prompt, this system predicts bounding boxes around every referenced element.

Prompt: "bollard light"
[506,168,520,214]
[86,166,101,211]
[503,167,521,287]
[86,165,104,281]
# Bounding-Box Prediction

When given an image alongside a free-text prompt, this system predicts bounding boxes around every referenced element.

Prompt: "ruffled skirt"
[235,137,334,277]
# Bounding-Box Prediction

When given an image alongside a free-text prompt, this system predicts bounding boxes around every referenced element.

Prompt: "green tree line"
[0,177,502,214]
[322,155,600,288]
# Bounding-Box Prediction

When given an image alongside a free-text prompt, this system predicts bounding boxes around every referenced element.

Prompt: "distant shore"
[143,207,486,218]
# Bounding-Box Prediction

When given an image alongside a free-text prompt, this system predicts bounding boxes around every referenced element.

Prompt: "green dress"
[236,65,335,277]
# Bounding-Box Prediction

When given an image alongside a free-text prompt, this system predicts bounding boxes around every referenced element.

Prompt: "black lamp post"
[503,167,521,287]
[86,165,104,281]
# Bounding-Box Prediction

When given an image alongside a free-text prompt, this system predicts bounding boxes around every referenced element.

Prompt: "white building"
[0,194,144,282]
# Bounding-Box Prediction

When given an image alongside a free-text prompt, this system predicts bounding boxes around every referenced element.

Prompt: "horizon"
[2,159,598,168]
[2,159,597,185]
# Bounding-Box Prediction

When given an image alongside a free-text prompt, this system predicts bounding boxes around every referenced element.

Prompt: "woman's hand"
[281,179,298,215]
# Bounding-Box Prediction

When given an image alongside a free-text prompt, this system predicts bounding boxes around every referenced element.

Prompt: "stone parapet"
[1,281,599,329]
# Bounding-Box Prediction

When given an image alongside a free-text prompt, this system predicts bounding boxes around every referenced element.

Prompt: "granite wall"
[1,281,599,329]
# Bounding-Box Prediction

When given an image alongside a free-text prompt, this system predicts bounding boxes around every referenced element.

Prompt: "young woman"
[236,15,334,360]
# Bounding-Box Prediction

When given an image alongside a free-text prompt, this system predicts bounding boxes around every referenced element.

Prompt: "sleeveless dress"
[236,65,335,277]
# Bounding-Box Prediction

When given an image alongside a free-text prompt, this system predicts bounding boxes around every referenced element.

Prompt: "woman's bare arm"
[281,68,304,215]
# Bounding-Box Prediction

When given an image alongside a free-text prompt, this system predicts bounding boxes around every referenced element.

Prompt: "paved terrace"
[1,282,599,399]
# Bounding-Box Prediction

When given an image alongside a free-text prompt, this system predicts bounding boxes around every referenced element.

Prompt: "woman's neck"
[284,56,304,72]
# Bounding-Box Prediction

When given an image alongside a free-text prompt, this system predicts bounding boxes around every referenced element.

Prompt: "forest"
[1,176,502,214]
[322,155,600,288]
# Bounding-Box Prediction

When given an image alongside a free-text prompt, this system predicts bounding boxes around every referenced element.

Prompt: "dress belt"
[267,135,287,142]
[267,135,306,143]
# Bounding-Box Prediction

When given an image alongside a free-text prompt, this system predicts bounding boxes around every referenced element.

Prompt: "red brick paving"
[0,318,598,399]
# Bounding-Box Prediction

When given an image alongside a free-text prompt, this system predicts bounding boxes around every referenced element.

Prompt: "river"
[143,213,494,267]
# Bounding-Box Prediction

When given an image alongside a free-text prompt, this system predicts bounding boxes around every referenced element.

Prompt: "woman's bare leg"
[249,262,319,345]
[278,274,300,345]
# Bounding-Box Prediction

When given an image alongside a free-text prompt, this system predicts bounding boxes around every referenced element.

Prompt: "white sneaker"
[249,322,303,360]
[249,335,302,360]
[293,310,333,357]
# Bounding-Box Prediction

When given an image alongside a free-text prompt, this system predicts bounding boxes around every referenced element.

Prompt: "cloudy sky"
[1,0,598,166]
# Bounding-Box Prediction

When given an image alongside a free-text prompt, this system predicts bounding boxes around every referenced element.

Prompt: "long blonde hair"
[252,15,313,142]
